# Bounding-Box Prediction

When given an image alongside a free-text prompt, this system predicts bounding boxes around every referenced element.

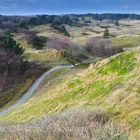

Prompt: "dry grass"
[32,25,66,38]
[0,50,137,124]
[1,20,140,139]
[0,109,128,140]
[23,48,68,66]
[14,35,69,66]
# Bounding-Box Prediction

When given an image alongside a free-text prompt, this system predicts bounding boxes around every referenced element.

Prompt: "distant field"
[15,19,140,48]
[32,25,66,38]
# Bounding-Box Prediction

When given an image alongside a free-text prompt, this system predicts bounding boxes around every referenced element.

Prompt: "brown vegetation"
[0,109,128,140]
[47,37,81,58]
[0,46,24,92]
[0,45,48,108]
[85,37,123,57]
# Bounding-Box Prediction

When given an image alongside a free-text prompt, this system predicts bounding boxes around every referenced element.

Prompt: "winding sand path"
[0,65,72,116]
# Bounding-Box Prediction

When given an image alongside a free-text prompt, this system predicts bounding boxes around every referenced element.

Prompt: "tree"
[53,24,70,37]
[0,33,24,55]
[103,28,109,38]
[59,25,70,36]
[18,21,28,29]
[115,20,119,26]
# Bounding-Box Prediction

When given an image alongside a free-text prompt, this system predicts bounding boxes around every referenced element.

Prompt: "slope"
[1,47,140,132]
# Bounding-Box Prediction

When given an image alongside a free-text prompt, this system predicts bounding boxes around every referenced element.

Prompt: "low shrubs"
[0,109,128,140]
[85,37,123,57]
[47,37,80,58]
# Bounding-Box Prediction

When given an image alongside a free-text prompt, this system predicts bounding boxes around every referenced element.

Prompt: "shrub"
[0,109,128,140]
[115,20,119,26]
[30,36,46,50]
[103,27,109,38]
[0,33,24,55]
[52,24,70,37]
[47,37,80,57]
[24,30,47,50]
[85,37,123,57]
[18,21,28,29]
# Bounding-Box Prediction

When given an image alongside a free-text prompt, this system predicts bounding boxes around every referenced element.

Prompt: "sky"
[0,0,140,15]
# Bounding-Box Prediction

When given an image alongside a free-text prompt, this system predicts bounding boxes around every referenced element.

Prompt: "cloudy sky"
[0,0,140,15]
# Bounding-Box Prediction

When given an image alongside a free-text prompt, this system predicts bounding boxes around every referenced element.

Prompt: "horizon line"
[1,12,140,16]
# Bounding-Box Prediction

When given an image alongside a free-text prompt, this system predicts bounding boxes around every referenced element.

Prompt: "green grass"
[1,26,140,135]
[14,34,33,49]
[23,49,69,66]
[32,25,66,38]
[111,36,140,47]
[14,33,69,66]
[97,51,136,75]
[0,49,138,126]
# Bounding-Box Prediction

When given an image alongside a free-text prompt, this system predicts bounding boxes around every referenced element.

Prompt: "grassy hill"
[1,47,140,136]
[1,16,140,139]
[13,32,70,66]
[1,20,140,139]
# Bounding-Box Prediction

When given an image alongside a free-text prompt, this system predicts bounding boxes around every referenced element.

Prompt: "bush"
[59,25,70,36]
[47,37,80,57]
[18,21,28,29]
[30,36,46,50]
[103,27,109,38]
[52,24,70,37]
[24,30,47,50]
[85,37,123,57]
[0,109,128,140]
[0,33,24,55]
[115,20,119,26]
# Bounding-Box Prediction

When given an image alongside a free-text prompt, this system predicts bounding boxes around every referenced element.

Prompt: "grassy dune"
[33,25,67,39]
[1,21,140,139]
[111,36,140,48]
[24,49,69,66]
[14,34,33,49]
[14,33,69,66]
[1,47,140,135]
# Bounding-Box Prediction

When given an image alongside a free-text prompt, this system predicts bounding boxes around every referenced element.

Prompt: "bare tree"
[85,37,123,57]
[47,37,80,57]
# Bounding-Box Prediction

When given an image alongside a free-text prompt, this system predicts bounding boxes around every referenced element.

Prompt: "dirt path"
[0,65,72,117]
